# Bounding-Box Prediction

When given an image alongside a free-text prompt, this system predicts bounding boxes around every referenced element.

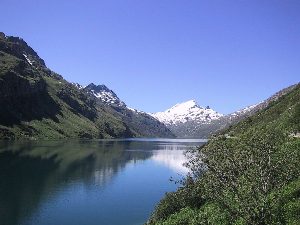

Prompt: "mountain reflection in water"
[0,139,205,225]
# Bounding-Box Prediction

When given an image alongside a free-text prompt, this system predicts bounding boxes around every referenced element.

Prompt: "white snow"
[72,83,84,89]
[127,107,136,112]
[229,102,261,117]
[151,100,223,125]
[90,88,126,107]
[22,54,33,65]
[127,106,145,114]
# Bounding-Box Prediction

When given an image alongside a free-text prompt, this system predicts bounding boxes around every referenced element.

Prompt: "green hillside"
[0,33,173,140]
[148,84,300,225]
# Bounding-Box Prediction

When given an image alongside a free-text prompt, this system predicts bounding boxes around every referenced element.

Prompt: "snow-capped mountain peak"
[167,100,204,113]
[84,83,126,107]
[151,100,223,125]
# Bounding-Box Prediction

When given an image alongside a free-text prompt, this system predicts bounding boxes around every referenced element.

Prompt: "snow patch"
[150,100,223,125]
[229,102,262,117]
[22,54,33,65]
[85,84,126,107]
[72,83,84,89]
[91,89,125,107]
[127,107,140,112]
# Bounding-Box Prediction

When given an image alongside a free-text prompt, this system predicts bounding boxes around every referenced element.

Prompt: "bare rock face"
[84,83,126,107]
[0,35,45,67]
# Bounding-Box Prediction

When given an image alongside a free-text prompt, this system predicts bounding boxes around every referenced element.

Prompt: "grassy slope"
[0,36,135,140]
[0,71,131,139]
[149,84,300,225]
[0,34,174,140]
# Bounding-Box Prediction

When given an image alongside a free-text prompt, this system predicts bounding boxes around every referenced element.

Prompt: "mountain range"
[151,83,298,138]
[77,82,174,138]
[0,32,298,140]
[148,63,300,225]
[0,32,173,139]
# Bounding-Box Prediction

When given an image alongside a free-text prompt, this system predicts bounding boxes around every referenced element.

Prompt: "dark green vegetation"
[148,84,300,224]
[0,32,173,139]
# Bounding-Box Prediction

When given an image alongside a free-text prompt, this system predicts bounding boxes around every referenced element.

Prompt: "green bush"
[156,203,230,225]
[148,84,300,225]
[148,179,205,224]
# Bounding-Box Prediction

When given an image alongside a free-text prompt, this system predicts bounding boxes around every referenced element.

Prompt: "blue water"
[0,139,205,225]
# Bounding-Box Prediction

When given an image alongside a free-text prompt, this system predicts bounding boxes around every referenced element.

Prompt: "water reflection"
[0,139,205,225]
[152,150,190,174]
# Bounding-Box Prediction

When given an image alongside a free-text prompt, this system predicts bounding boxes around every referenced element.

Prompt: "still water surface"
[0,139,206,225]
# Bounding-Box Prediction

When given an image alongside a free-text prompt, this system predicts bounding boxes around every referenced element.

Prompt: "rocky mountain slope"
[151,100,224,138]
[84,83,126,107]
[213,83,299,134]
[75,83,174,138]
[151,84,298,138]
[0,32,173,139]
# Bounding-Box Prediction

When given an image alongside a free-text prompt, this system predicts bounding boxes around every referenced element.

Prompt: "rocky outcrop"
[0,34,45,67]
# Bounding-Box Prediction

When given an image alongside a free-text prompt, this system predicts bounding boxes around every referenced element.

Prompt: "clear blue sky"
[1,0,299,114]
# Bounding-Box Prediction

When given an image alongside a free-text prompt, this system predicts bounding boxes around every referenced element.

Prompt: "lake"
[0,138,206,225]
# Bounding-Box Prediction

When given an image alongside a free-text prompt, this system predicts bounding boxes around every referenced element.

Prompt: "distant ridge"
[151,84,299,138]
[73,82,175,138]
